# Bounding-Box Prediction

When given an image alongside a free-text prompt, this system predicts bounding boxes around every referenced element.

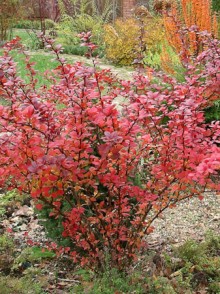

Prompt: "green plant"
[12,246,56,271]
[148,276,176,294]
[13,19,55,30]
[176,240,206,264]
[143,42,186,81]
[54,15,87,55]
[12,246,56,279]
[212,0,220,11]
[175,265,194,293]
[144,50,161,70]
[0,275,46,294]
[204,232,220,256]
[205,100,220,123]
[209,281,220,293]
[73,267,146,294]
[0,189,26,218]
[0,234,15,275]
[174,235,220,291]
[0,234,14,253]
[37,204,74,248]
[91,0,117,22]
[58,0,116,22]
[56,0,110,55]
[55,13,105,56]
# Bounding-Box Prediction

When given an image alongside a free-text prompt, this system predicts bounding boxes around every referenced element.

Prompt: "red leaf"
[35,203,43,210]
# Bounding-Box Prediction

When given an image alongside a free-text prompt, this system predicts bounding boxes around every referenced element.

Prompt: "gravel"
[147,191,220,250]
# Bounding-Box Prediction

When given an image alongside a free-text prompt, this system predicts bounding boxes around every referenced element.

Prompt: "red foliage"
[0,34,219,270]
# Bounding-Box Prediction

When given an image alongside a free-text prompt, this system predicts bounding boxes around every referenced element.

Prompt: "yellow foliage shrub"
[104,17,165,66]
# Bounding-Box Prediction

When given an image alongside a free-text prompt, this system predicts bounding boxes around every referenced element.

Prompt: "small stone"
[11,216,23,225]
[13,205,33,217]
[19,224,27,231]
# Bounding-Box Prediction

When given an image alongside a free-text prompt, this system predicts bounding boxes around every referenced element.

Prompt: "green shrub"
[13,20,39,30]
[176,240,207,264]
[13,19,55,30]
[204,233,220,256]
[209,281,220,294]
[205,100,220,123]
[55,14,105,56]
[37,203,73,248]
[212,0,220,11]
[72,14,104,45]
[45,19,56,30]
[175,235,220,291]
[148,276,176,294]
[62,44,88,55]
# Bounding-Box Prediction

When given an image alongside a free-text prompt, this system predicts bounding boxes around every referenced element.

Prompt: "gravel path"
[147,191,220,250]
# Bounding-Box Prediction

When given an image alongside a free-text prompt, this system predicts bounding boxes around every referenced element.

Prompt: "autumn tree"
[0,0,25,42]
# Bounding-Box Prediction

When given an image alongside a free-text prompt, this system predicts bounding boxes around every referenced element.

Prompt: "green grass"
[2,29,88,87]
[0,50,59,87]
[1,29,60,87]
[2,29,59,87]
[11,29,42,50]
[12,29,34,43]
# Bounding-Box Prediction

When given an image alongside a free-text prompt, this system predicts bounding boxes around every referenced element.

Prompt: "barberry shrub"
[163,0,219,60]
[0,33,220,271]
[104,17,164,66]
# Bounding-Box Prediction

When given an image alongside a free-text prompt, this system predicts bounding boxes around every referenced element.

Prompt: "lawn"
[11,51,59,86]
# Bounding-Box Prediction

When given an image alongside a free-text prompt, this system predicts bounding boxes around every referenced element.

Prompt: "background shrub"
[163,0,219,61]
[104,16,164,65]
[55,13,104,56]
[13,19,55,30]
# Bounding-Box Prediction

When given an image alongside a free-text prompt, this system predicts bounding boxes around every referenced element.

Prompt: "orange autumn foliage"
[163,0,219,58]
[163,2,183,53]
[181,0,212,31]
[160,45,175,75]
